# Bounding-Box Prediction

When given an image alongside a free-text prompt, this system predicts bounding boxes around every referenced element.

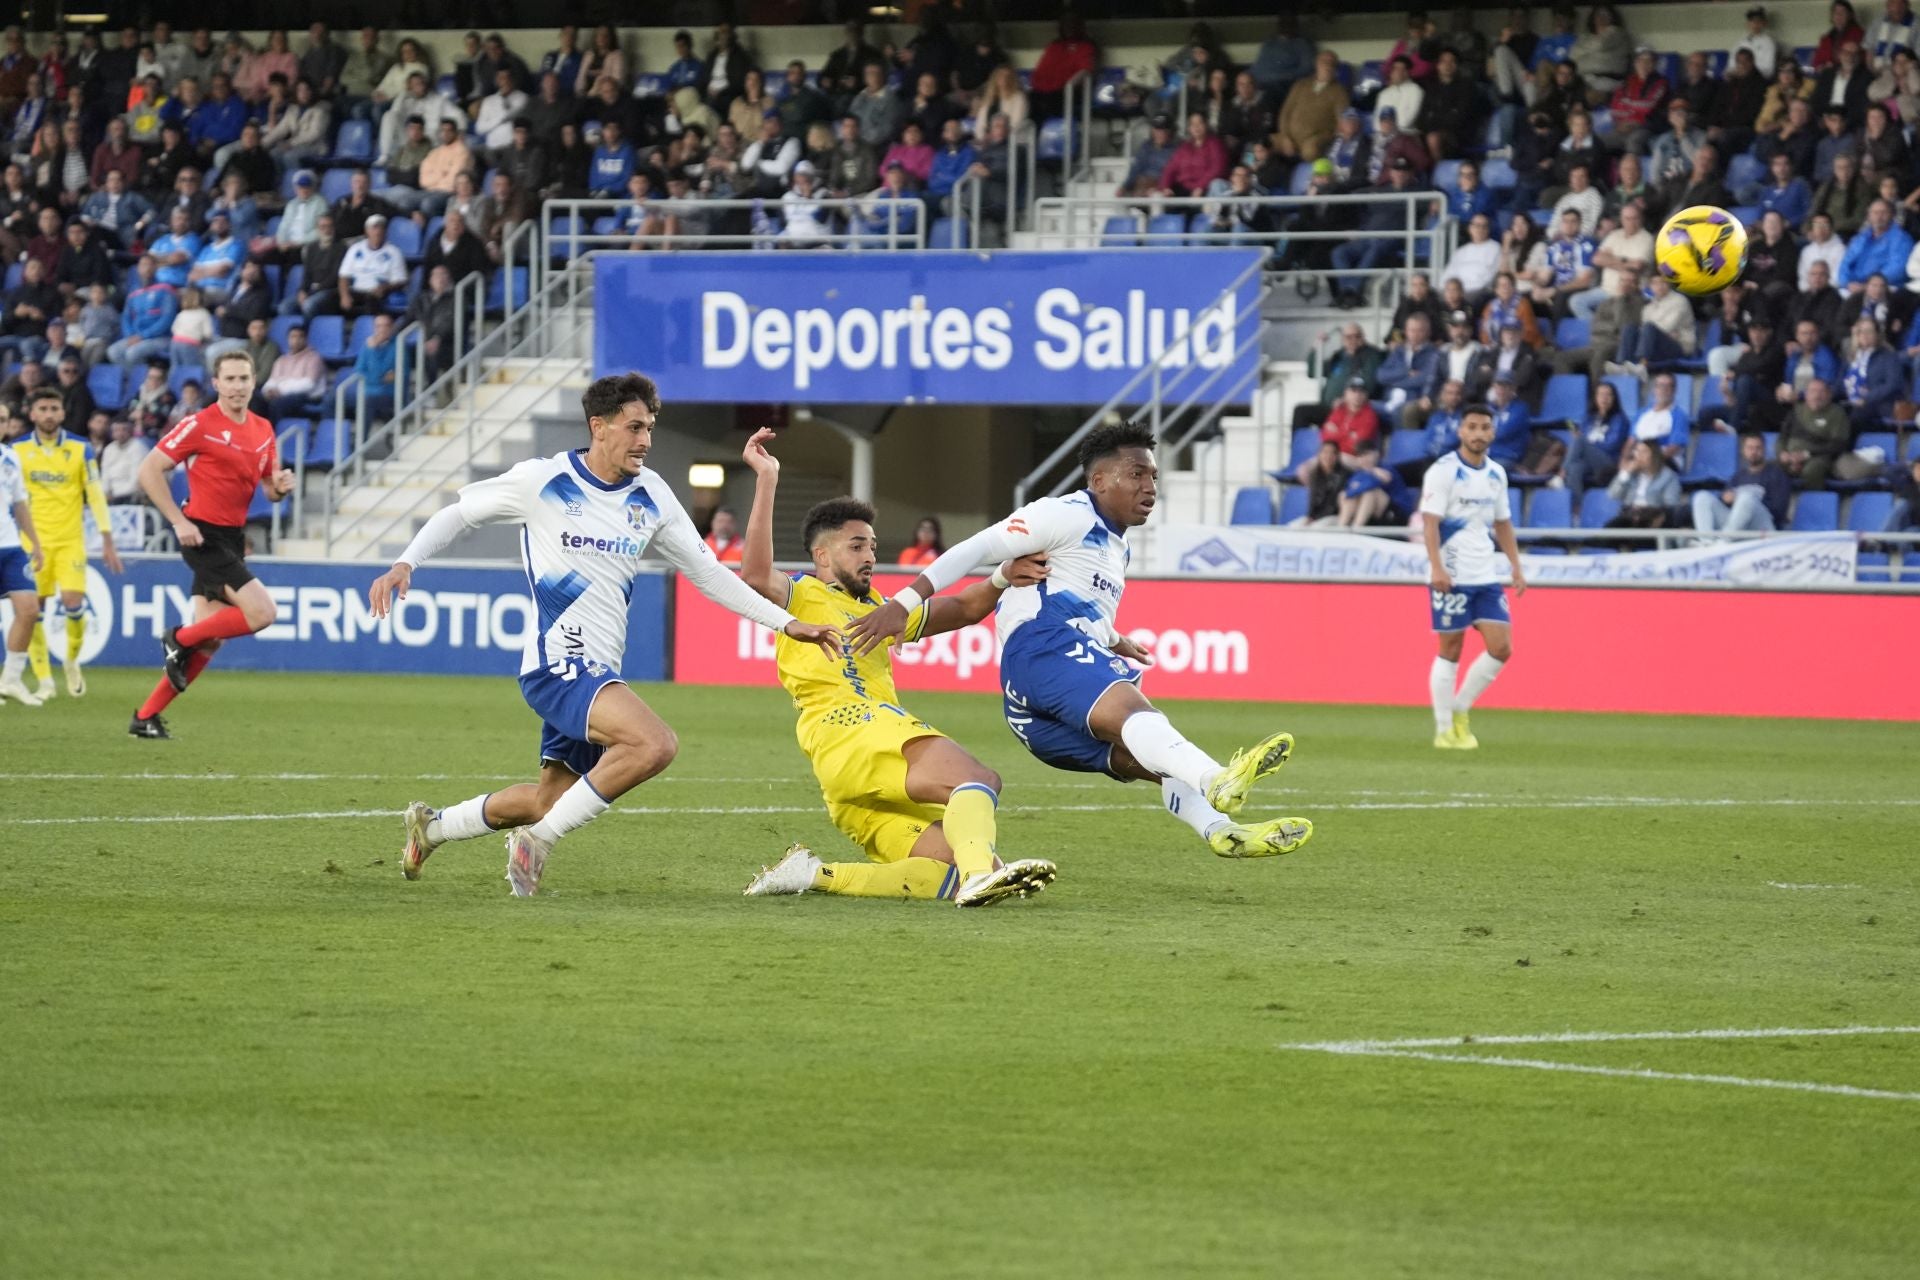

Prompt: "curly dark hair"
[581,372,661,424]
[802,496,877,551]
[1078,421,1158,473]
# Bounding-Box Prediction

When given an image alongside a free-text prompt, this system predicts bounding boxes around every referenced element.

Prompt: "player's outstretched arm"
[369,503,470,617]
[738,426,793,608]
[845,509,1061,654]
[922,553,1050,636]
[652,493,840,660]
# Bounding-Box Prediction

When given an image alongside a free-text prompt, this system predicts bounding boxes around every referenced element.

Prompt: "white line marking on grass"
[1768,881,1865,890]
[0,803,1163,827]
[1279,1026,1920,1103]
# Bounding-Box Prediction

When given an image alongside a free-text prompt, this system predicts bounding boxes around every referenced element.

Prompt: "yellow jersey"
[774,574,931,746]
[12,431,109,546]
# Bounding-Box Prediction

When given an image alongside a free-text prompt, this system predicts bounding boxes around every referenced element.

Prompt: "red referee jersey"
[156,407,279,527]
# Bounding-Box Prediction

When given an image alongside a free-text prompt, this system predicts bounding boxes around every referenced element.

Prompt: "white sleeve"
[2,454,24,507]
[395,462,535,568]
[1418,462,1452,518]
[395,504,470,569]
[917,498,1085,594]
[647,487,796,634]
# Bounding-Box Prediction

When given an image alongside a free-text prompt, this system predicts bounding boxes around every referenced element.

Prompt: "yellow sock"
[27,617,49,683]
[943,784,1000,880]
[813,858,957,900]
[65,613,85,663]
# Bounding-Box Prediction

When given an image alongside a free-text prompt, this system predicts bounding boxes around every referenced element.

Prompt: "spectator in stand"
[167,285,213,367]
[207,172,262,245]
[822,22,883,106]
[1812,106,1859,188]
[1815,2,1867,69]
[1659,144,1733,226]
[1385,12,1436,83]
[1839,199,1914,290]
[1605,439,1681,537]
[1697,435,1781,537]
[1550,159,1603,238]
[1478,271,1545,349]
[422,208,487,286]
[259,324,329,420]
[1375,312,1441,419]
[1470,319,1541,404]
[1810,152,1869,245]
[1322,110,1371,191]
[78,168,152,252]
[1295,439,1346,525]
[779,62,834,143]
[1418,49,1477,162]
[849,62,903,150]
[379,72,465,165]
[54,216,113,300]
[1441,214,1501,307]
[813,117,865,198]
[966,113,1013,227]
[1562,378,1631,500]
[1781,317,1843,402]
[1885,455,1920,530]
[1746,209,1803,313]
[90,116,141,191]
[339,29,393,121]
[881,121,933,189]
[540,26,583,97]
[1529,208,1596,318]
[204,261,273,364]
[186,210,244,304]
[1815,40,1872,129]
[1838,271,1908,346]
[896,516,943,567]
[300,24,347,100]
[1497,210,1545,282]
[1411,378,1468,473]
[729,69,775,142]
[584,118,636,198]
[1675,52,1722,123]
[143,123,195,197]
[1443,159,1497,225]
[0,162,31,261]
[1753,152,1812,229]
[581,24,631,101]
[971,65,1028,139]
[1159,113,1228,198]
[1338,459,1415,528]
[1571,4,1632,101]
[1871,44,1920,122]
[1839,315,1903,428]
[1648,100,1705,190]
[1610,273,1698,376]
[1484,373,1533,467]
[1631,370,1694,463]
[407,265,460,380]
[697,508,744,563]
[236,31,297,104]
[187,74,247,165]
[99,419,150,502]
[1119,114,1177,197]
[778,163,831,248]
[1294,378,1382,485]
[1418,309,1485,430]
[148,206,199,290]
[1298,322,1385,428]
[1708,49,1767,158]
[409,118,477,216]
[1251,13,1317,103]
[1779,376,1853,485]
[1709,314,1790,432]
[1605,46,1667,155]
[1737,6,1781,79]
[1275,51,1349,163]
[1755,65,1814,148]
[474,69,528,152]
[284,212,345,321]
[1790,256,1846,338]
[1375,56,1424,134]
[1218,72,1273,161]
[1860,102,1909,177]
[1369,106,1431,181]
[125,358,172,436]
[354,312,400,416]
[1329,157,1425,307]
[904,72,958,142]
[1028,13,1097,121]
[263,171,328,268]
[338,215,406,317]
[927,118,973,215]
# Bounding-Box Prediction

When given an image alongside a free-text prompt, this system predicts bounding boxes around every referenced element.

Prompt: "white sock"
[1120,711,1224,793]
[2,651,23,680]
[1429,657,1459,734]
[427,793,495,847]
[1453,653,1506,713]
[1162,777,1230,841]
[529,776,612,844]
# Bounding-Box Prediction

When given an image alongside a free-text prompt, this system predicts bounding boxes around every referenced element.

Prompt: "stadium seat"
[3,261,21,290]
[1726,205,1761,228]
[347,314,377,354]
[1091,66,1128,113]
[1384,430,1430,467]
[1604,374,1641,417]
[1540,372,1589,424]
[1036,118,1067,162]
[1432,159,1463,191]
[1553,317,1589,350]
[168,467,188,507]
[1288,426,1321,467]
[279,264,304,304]
[1507,490,1523,523]
[1793,45,1816,68]
[268,315,302,351]
[1578,489,1620,527]
[1277,486,1309,524]
[386,218,423,263]
[168,364,204,397]
[1288,164,1314,195]
[1229,486,1275,525]
[1527,488,1573,528]
[1847,491,1894,531]
[319,168,357,203]
[1831,432,1898,490]
[1100,215,1139,247]
[1680,433,1737,488]
[1856,550,1892,580]
[1788,491,1839,530]
[1481,161,1517,193]
[307,314,347,363]
[486,266,528,315]
[1695,372,1727,415]
[327,120,373,166]
[927,217,967,249]
[87,364,125,412]
[1726,153,1765,194]
[277,419,313,463]
[1144,213,1188,245]
[1527,208,1551,228]
[305,418,351,470]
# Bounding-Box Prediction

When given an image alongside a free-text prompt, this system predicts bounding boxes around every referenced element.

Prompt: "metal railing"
[1030,190,1447,270]
[1059,70,1095,191]
[1016,254,1268,506]
[542,195,928,254]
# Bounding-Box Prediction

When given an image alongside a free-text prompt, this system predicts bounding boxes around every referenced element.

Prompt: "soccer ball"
[1654,205,1749,297]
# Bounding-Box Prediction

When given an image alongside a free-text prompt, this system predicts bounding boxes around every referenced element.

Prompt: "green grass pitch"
[2,670,1917,1278]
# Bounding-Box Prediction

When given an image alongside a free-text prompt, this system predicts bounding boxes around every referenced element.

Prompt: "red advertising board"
[674,574,1920,721]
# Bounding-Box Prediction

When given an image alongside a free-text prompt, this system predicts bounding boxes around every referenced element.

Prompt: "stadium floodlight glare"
[688,464,727,490]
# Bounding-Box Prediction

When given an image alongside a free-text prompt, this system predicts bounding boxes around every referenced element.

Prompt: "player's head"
[1079,421,1158,527]
[581,372,660,478]
[1457,403,1494,461]
[802,497,878,594]
[27,386,63,436]
[211,349,254,409]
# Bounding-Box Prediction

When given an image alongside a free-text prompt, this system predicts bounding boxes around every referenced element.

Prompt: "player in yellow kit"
[734,428,1056,908]
[13,388,122,698]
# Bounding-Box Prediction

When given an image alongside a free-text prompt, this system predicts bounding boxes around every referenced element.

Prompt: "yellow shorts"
[32,540,86,597]
[803,707,949,864]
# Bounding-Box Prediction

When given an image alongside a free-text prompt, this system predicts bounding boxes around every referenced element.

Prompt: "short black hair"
[1079,421,1157,473]
[1460,402,1494,422]
[802,496,876,551]
[581,372,660,423]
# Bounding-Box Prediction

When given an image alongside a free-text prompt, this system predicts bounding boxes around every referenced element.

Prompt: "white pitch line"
[1284,1025,1920,1053]
[1768,881,1865,890]
[1301,1047,1920,1103]
[0,803,1166,827]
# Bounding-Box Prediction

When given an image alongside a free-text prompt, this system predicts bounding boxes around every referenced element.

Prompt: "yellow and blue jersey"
[12,431,109,546]
[773,574,931,746]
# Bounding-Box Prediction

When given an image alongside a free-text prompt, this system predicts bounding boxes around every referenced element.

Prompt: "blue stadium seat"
[1788,491,1839,530]
[1527,488,1573,528]
[279,264,304,303]
[1432,159,1463,191]
[1696,372,1727,414]
[1092,66,1128,113]
[1229,486,1275,525]
[87,364,125,412]
[1726,153,1765,193]
[1144,213,1187,245]
[1847,491,1894,531]
[307,314,347,363]
[1277,485,1309,523]
[1289,426,1321,467]
[1553,316,1590,350]
[1681,432,1737,488]
[486,267,528,314]
[1507,490,1523,523]
[1727,204,1761,228]
[1289,163,1314,195]
[1856,551,1892,580]
[1527,208,1551,228]
[1384,430,1431,467]
[386,218,423,263]
[320,168,357,202]
[5,261,22,291]
[1906,429,1920,462]
[1604,374,1641,417]
[1100,215,1139,247]
[347,314,377,354]
[1036,118,1067,162]
[1793,45,1816,68]
[277,419,312,464]
[268,315,302,351]
[926,217,966,249]
[168,467,189,507]
[327,120,373,166]
[1831,432,1899,490]
[305,418,351,470]
[1578,489,1620,527]
[168,364,204,398]
[1540,372,1589,423]
[547,213,583,261]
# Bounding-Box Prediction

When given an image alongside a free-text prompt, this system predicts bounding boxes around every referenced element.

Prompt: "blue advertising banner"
[0,557,672,680]
[593,250,1263,404]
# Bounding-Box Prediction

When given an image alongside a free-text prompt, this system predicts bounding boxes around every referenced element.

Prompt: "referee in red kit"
[130,350,295,739]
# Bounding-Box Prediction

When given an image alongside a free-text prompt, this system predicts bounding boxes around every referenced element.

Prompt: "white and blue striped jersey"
[401,449,793,676]
[989,491,1133,648]
[1418,449,1509,586]
[0,445,25,548]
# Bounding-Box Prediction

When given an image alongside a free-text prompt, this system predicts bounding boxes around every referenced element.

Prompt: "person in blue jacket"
[1837,199,1915,290]
[106,255,178,368]
[1486,371,1533,467]
[1561,376,1631,501]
